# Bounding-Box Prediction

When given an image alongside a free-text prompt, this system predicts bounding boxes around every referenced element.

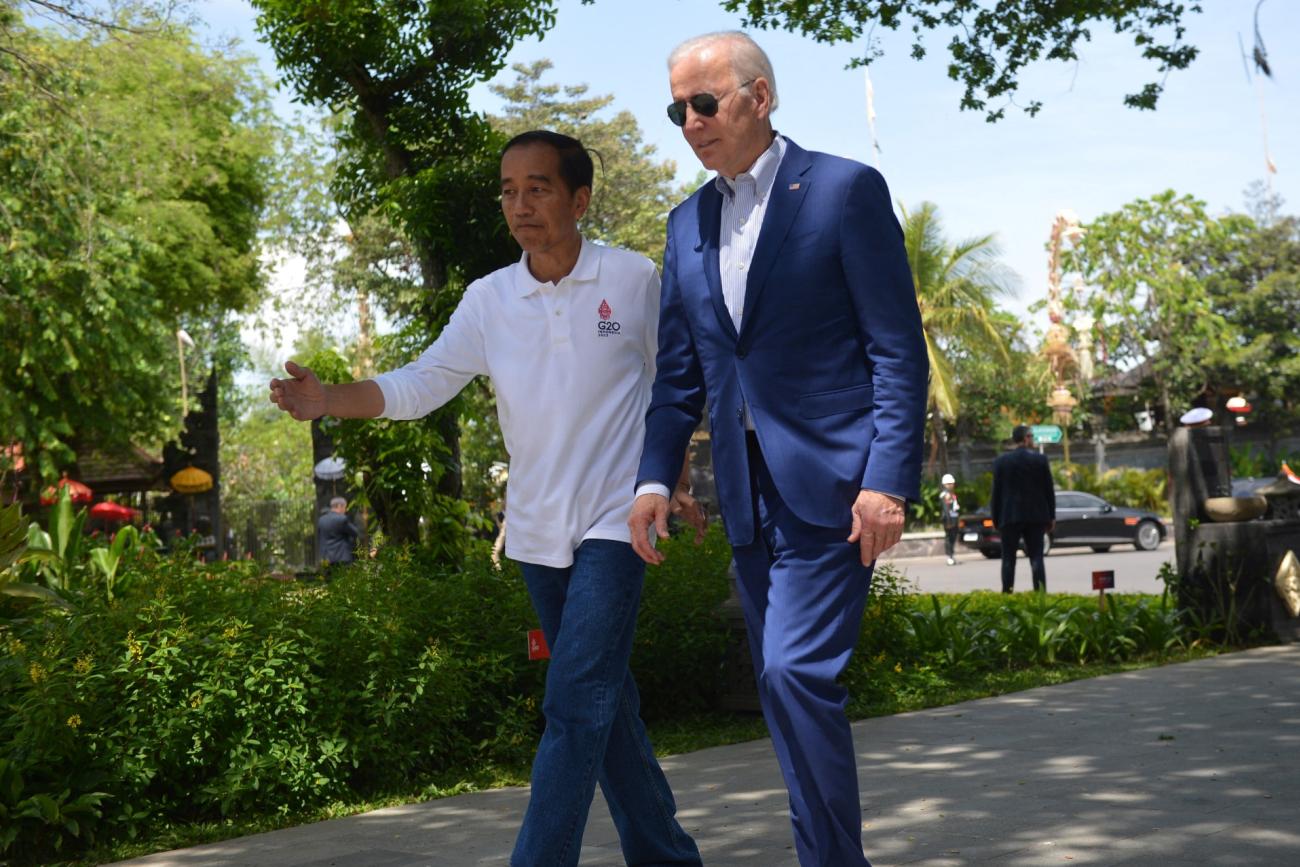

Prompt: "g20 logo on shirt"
[597,299,622,337]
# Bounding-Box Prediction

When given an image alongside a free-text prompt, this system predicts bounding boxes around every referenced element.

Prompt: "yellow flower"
[5,637,25,655]
[28,662,47,684]
[125,631,144,662]
[221,625,240,640]
[66,714,82,730]
[893,663,903,674]
[189,694,203,709]
[73,655,93,675]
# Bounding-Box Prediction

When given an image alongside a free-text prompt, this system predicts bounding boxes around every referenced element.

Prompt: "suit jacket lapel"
[694,183,737,343]
[738,140,813,348]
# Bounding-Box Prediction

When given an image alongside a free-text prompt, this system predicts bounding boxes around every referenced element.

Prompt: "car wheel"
[1134,521,1161,551]
[1091,545,1112,553]
[981,548,1000,559]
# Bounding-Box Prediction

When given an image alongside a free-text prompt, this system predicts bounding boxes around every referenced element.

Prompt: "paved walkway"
[111,644,1300,867]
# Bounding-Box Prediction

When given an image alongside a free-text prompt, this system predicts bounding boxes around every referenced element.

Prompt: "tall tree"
[901,201,1015,470]
[947,314,1050,448]
[723,0,1202,120]
[1202,190,1300,436]
[1064,191,1237,432]
[251,0,559,509]
[251,0,555,300]
[0,10,277,479]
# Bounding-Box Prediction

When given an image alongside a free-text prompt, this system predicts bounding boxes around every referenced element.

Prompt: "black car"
[957,491,1166,558]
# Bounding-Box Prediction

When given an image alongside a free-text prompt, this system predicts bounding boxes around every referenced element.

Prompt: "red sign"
[527,629,550,660]
[1092,570,1115,590]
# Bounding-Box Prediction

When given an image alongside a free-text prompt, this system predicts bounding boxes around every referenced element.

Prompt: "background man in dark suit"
[629,31,928,867]
[991,425,1056,593]
[317,496,359,569]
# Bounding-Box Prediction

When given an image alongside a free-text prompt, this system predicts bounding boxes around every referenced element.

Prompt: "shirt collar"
[514,236,600,297]
[715,134,786,201]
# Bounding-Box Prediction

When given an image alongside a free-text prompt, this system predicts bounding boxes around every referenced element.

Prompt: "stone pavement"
[111,644,1300,867]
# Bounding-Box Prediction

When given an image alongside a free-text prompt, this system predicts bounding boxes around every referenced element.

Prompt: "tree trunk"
[929,406,950,476]
[351,75,463,505]
[1159,378,1175,436]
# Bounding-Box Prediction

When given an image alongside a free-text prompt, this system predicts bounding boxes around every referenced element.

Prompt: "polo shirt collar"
[514,236,600,297]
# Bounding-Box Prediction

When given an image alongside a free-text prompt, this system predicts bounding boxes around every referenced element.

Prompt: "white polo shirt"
[373,238,660,568]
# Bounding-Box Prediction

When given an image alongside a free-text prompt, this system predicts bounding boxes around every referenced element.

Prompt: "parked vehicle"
[957,491,1166,558]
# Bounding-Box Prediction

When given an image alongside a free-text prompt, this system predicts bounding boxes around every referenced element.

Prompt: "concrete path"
[110,644,1300,867]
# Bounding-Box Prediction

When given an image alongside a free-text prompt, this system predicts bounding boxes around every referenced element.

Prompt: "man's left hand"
[847,490,906,566]
[670,487,708,545]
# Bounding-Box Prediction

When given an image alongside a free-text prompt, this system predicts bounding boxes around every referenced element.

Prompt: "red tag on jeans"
[527,629,550,660]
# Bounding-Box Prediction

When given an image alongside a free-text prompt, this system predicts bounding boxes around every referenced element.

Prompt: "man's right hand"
[269,360,328,421]
[628,493,670,565]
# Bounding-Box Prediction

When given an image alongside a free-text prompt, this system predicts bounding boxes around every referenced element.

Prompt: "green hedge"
[0,530,731,864]
[2,527,1192,865]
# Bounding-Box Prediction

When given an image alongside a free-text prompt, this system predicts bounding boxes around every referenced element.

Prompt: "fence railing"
[222,499,318,572]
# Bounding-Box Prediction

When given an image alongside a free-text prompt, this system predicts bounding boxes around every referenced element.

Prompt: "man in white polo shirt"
[269,131,702,867]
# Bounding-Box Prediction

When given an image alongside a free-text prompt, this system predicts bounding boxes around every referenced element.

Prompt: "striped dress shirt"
[717,134,786,429]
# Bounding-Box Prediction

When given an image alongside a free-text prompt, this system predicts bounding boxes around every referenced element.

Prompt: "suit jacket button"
[736,349,747,359]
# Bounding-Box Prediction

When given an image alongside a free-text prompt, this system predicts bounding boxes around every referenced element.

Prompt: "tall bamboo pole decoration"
[864,66,881,171]
[176,328,195,417]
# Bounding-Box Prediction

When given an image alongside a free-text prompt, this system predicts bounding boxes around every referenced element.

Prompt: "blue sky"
[203,0,1298,332]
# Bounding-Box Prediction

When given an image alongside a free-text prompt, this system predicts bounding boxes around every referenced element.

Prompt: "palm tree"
[901,202,1017,473]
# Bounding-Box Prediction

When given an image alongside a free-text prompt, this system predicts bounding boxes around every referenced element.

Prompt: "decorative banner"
[527,629,550,661]
[1092,570,1116,591]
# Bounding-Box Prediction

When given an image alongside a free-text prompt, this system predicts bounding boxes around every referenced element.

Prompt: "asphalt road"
[881,539,1175,596]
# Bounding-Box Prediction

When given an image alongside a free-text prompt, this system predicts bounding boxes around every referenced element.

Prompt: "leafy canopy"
[0,9,278,478]
[723,0,1202,121]
[1064,190,1236,431]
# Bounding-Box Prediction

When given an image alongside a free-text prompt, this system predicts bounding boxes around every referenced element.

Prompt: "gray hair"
[668,31,779,113]
[330,497,347,509]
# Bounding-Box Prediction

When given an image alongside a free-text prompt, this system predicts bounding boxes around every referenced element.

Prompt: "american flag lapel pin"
[788,182,800,190]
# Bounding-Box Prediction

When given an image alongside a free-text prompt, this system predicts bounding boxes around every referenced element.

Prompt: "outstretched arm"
[269,360,384,420]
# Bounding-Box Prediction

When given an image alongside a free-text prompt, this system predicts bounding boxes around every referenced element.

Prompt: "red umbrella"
[90,502,140,523]
[39,474,94,506]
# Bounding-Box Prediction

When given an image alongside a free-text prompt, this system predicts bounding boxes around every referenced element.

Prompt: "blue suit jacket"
[637,139,928,546]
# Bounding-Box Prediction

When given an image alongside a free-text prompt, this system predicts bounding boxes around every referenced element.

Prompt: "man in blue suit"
[628,31,928,867]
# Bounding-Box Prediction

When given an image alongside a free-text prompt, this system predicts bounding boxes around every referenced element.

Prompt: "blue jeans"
[512,539,701,867]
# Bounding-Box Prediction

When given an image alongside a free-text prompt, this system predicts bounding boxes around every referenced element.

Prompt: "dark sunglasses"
[666,79,755,126]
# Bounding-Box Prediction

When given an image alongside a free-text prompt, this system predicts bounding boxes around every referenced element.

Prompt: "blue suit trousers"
[730,435,874,867]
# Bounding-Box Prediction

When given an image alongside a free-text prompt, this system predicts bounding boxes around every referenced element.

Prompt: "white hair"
[330,497,347,509]
[668,31,779,113]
